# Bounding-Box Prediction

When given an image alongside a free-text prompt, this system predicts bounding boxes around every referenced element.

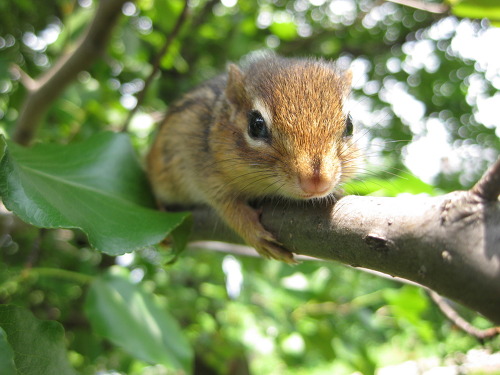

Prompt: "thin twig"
[471,157,500,202]
[179,0,220,69]
[429,291,500,341]
[385,0,449,14]
[25,267,94,284]
[9,64,37,91]
[121,0,190,132]
[190,0,219,31]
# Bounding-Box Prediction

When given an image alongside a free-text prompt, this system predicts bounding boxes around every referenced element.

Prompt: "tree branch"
[13,0,131,145]
[187,165,500,324]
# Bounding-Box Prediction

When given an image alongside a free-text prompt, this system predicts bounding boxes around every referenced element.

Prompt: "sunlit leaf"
[383,286,435,342]
[450,0,500,22]
[344,172,439,197]
[270,21,297,41]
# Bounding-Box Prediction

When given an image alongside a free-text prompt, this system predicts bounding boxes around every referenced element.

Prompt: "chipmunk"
[147,55,361,264]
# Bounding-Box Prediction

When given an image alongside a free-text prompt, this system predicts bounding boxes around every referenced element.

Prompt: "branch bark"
[188,158,500,324]
[13,0,131,145]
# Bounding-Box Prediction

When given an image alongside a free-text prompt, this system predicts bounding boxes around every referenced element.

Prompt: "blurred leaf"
[0,132,190,255]
[450,0,500,23]
[0,327,16,375]
[0,0,68,35]
[344,172,439,197]
[0,136,5,160]
[199,23,222,40]
[384,286,435,342]
[0,305,76,375]
[384,286,428,317]
[85,269,193,372]
[151,0,184,28]
[270,21,297,41]
[60,3,94,43]
[170,213,193,262]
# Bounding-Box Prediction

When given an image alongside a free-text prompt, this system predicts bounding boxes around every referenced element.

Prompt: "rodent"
[147,55,361,264]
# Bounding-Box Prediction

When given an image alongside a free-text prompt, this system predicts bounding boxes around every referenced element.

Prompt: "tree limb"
[187,163,500,324]
[13,0,131,145]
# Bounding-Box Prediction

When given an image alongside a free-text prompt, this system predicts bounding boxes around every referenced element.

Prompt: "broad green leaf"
[0,305,76,375]
[0,132,190,255]
[0,327,16,375]
[85,270,193,372]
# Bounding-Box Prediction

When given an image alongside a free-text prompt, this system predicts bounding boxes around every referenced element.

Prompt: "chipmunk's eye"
[343,114,353,138]
[248,110,270,140]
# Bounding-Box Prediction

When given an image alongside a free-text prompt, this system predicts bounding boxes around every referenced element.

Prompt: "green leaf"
[270,21,298,41]
[168,213,193,263]
[0,136,6,160]
[0,305,76,375]
[343,172,439,197]
[0,327,16,375]
[85,269,193,372]
[450,0,500,22]
[383,286,435,342]
[0,132,190,255]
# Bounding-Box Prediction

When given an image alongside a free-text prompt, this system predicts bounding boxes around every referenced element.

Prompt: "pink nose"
[299,174,331,196]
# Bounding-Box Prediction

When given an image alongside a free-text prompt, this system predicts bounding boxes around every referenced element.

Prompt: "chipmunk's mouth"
[295,178,336,200]
[286,169,340,200]
[297,189,332,200]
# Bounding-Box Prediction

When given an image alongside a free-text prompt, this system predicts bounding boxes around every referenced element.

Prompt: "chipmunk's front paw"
[249,228,297,264]
[216,200,297,264]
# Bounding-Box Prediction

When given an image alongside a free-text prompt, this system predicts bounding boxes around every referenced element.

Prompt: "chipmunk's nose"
[299,172,331,197]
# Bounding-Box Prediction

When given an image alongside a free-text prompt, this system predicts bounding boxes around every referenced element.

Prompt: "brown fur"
[147,55,362,263]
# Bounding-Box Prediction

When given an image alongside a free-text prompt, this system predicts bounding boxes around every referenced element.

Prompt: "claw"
[254,235,298,264]
[214,200,297,264]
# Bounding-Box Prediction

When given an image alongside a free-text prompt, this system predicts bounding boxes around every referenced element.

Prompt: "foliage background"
[0,0,499,374]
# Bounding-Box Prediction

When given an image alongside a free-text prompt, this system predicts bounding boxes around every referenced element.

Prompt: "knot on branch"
[439,191,489,229]
[363,233,396,253]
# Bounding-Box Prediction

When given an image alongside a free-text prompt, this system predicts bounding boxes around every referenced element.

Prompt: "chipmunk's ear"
[226,63,248,106]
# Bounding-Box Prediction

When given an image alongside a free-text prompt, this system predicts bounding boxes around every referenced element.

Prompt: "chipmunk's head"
[222,55,361,200]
